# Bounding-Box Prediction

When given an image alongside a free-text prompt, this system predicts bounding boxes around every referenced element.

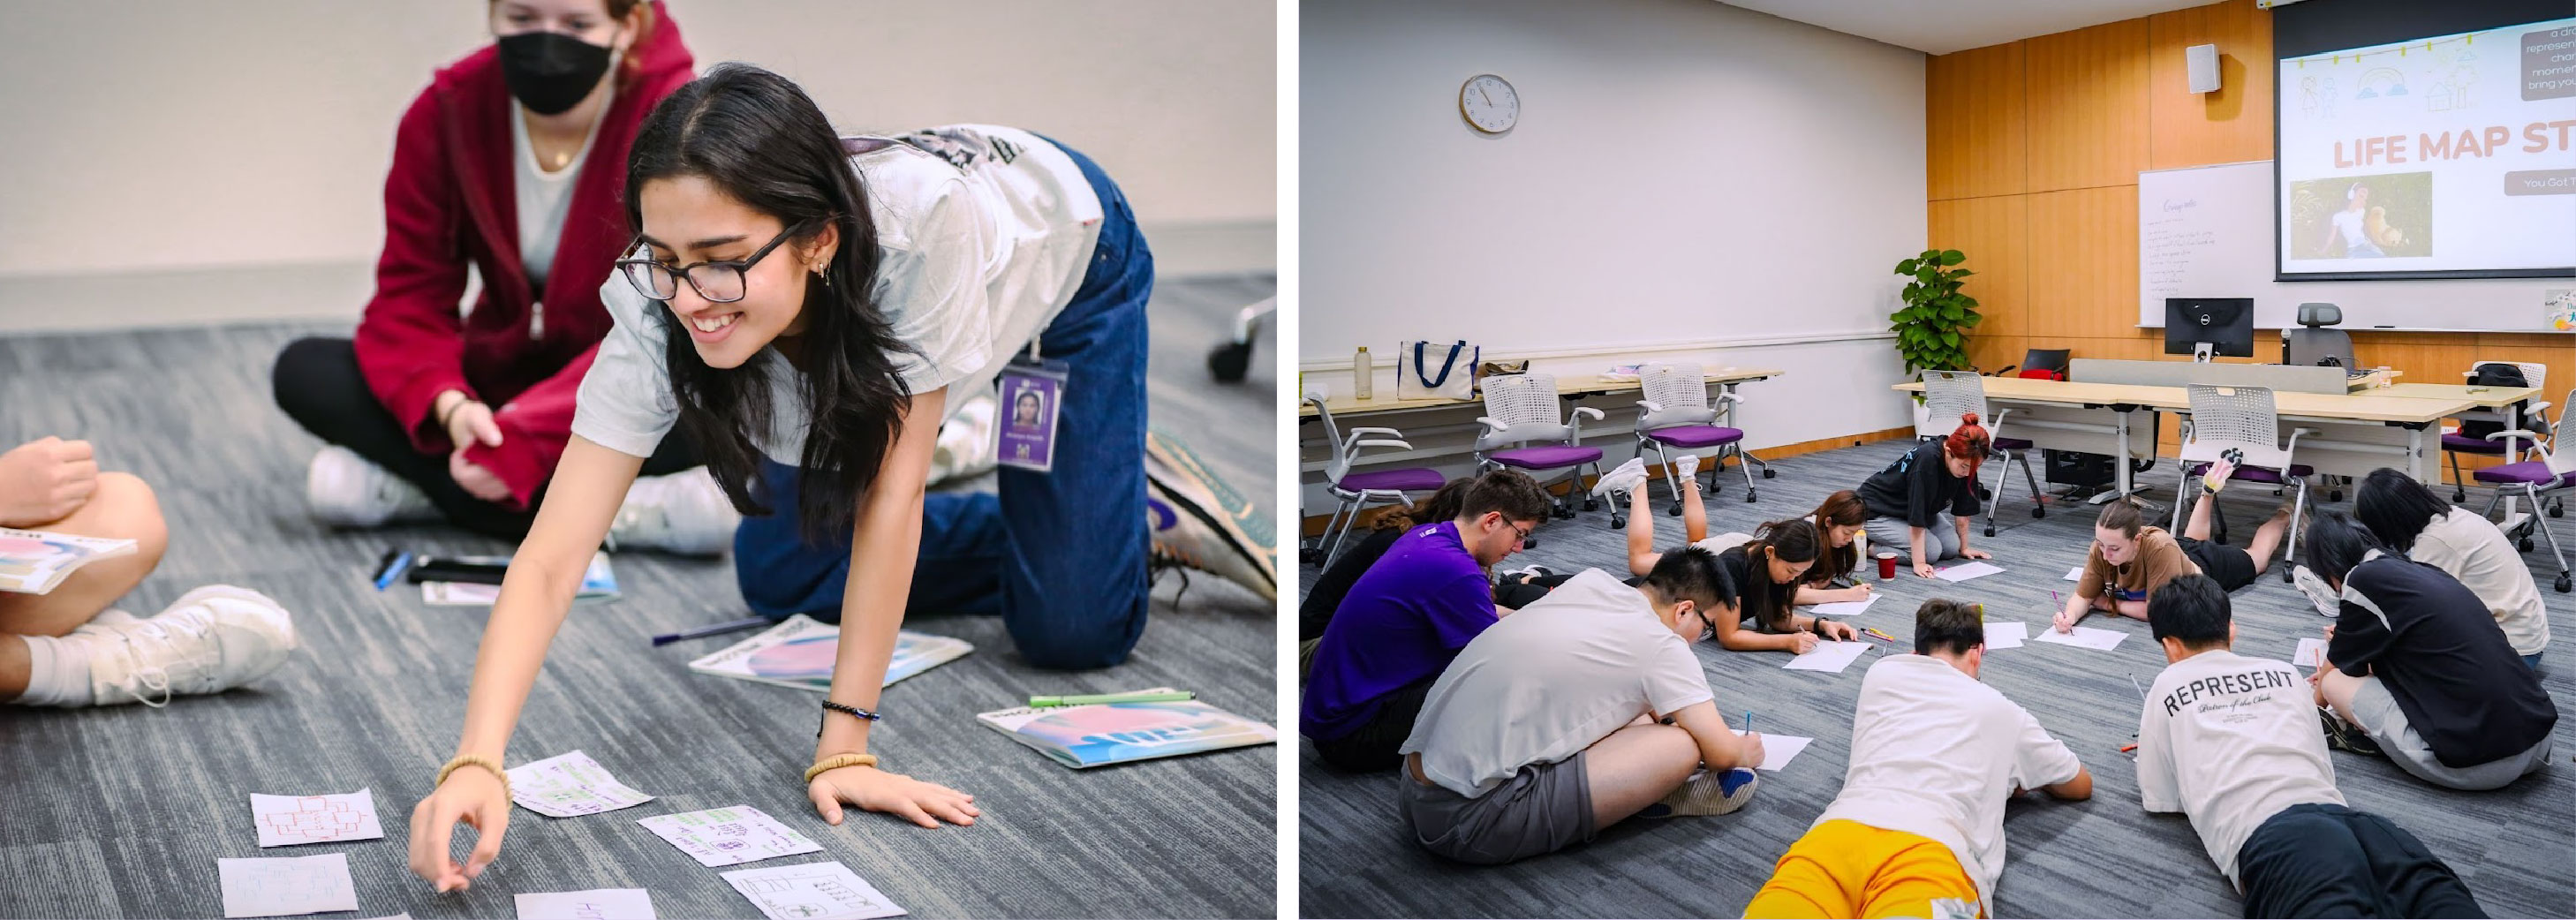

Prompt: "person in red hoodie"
[270,0,733,552]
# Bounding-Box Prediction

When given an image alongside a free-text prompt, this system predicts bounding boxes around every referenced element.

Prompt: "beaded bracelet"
[435,754,511,799]
[804,753,880,783]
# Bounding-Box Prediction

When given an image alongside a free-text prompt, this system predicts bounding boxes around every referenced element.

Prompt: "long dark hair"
[2353,467,2450,554]
[1806,490,1866,584]
[624,63,917,540]
[1372,479,1474,534]
[1739,518,1820,632]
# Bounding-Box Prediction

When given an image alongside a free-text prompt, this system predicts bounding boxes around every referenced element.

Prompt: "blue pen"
[373,550,412,592]
[1742,712,1754,734]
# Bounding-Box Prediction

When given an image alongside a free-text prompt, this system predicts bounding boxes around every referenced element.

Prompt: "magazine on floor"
[689,614,972,690]
[977,688,1277,768]
[0,527,138,594]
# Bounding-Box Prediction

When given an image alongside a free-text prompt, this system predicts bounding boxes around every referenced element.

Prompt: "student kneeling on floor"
[1396,548,1764,865]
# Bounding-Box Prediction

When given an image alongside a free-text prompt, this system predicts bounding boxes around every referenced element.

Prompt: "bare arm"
[1666,700,1760,771]
[812,386,945,765]
[1711,600,1809,653]
[2043,765,2095,800]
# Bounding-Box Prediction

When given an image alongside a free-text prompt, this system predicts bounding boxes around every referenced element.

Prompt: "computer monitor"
[2164,298,2254,362]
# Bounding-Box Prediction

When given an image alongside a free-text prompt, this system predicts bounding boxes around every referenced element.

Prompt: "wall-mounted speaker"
[2186,43,2220,94]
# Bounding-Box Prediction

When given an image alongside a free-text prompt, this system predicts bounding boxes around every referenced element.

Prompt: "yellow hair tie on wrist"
[436,754,511,799]
[805,753,880,784]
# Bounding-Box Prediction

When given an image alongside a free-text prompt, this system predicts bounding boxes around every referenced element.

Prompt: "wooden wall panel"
[1929,196,2030,344]
[2028,187,2138,338]
[2025,18,2151,192]
[2147,0,2273,170]
[1927,41,2028,201]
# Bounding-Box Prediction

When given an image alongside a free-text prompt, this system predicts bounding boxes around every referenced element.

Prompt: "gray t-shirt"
[1399,569,1713,798]
[2410,507,2549,656]
[2135,649,2343,889]
[572,124,1102,463]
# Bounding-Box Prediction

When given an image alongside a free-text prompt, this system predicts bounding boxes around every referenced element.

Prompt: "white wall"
[1297,0,1926,507]
[0,0,1273,331]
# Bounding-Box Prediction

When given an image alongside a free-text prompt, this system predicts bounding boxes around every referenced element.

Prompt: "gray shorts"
[1397,752,1596,865]
[1863,514,1961,562]
[2349,676,2554,790]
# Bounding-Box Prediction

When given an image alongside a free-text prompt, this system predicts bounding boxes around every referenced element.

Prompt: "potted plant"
[1891,247,1981,429]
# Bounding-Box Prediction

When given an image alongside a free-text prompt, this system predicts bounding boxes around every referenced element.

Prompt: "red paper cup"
[1876,551,1899,580]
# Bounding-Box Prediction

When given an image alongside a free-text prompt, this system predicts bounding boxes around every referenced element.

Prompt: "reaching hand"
[408,765,510,893]
[448,450,511,503]
[1960,547,1992,561]
[806,765,978,829]
[442,399,504,452]
[1914,561,1938,579]
[0,436,97,526]
[1819,620,1859,642]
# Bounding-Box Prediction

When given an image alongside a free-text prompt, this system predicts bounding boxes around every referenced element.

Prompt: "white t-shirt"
[1812,655,2083,908]
[2410,506,2550,655]
[510,98,607,290]
[1400,569,1714,798]
[572,124,1104,463]
[2330,207,2370,248]
[2134,649,2343,890]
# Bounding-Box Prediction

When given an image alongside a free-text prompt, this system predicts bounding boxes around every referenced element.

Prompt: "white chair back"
[2181,385,2293,469]
[1475,373,1575,450]
[1637,364,1717,431]
[2544,389,2576,477]
[1917,370,1990,439]
[1305,396,1357,484]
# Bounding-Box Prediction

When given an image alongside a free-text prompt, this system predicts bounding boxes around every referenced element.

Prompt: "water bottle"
[1354,346,1373,400]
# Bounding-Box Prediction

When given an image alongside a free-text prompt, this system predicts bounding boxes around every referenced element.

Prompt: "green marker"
[1028,690,1196,708]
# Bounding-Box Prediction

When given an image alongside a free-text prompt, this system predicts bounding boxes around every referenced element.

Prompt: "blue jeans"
[733,139,1153,670]
[2525,652,2542,670]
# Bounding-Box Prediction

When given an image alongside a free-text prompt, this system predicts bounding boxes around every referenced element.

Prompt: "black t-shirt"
[1857,439,1982,528]
[2328,553,2557,766]
[1298,527,1404,641]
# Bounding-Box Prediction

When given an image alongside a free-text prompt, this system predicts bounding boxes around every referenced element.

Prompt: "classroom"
[0,3,1280,918]
[1296,0,2574,916]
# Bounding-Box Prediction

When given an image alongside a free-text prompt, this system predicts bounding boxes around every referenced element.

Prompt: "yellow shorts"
[1742,820,1983,919]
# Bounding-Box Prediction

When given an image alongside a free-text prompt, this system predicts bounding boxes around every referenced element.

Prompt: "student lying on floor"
[1744,599,2091,919]
[2055,458,2288,633]
[2136,575,2484,919]
[1857,413,1993,578]
[1500,458,1867,609]
[2353,468,2549,669]
[0,436,296,710]
[1396,548,1764,865]
[2304,512,2557,791]
[1302,470,1551,773]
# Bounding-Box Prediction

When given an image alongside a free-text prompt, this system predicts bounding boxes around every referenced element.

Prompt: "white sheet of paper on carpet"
[250,788,383,848]
[2065,566,2084,582]
[722,861,908,920]
[217,853,359,918]
[1728,729,1814,772]
[2034,625,2128,652]
[508,750,655,818]
[1808,594,1880,618]
[2294,637,2328,668]
[1933,562,2005,583]
[1984,622,2028,650]
[638,806,822,867]
[515,888,656,920]
[1782,640,1870,673]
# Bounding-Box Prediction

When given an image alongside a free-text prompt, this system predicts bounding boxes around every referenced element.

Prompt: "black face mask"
[496,31,614,116]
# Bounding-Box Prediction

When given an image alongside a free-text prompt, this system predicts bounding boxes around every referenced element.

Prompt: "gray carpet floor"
[0,274,1278,919]
[1298,439,2576,918]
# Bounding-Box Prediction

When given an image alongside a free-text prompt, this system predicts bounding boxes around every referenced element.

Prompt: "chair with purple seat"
[2170,384,2318,583]
[1303,395,1448,566]
[1920,370,2043,538]
[1632,363,1769,515]
[2443,361,2552,504]
[1474,373,1610,528]
[2470,389,2576,592]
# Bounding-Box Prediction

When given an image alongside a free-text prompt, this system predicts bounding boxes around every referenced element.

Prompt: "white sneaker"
[930,392,999,486]
[608,467,741,555]
[1591,457,1650,499]
[87,585,297,707]
[2293,565,2341,618]
[1676,453,1703,482]
[306,446,435,528]
[72,608,140,636]
[1146,427,1276,602]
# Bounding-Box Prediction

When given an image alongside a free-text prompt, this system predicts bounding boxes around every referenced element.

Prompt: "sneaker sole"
[1144,428,1275,587]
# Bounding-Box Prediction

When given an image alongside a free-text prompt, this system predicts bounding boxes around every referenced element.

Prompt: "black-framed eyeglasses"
[616,221,813,304]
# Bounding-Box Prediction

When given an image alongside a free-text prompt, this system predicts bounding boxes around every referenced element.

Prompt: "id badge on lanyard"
[996,342,1069,474]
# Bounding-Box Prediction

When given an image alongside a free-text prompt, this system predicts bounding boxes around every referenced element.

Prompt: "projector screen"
[2275,16,2576,280]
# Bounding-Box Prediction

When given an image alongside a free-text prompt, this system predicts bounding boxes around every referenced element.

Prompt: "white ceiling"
[1719,0,2233,56]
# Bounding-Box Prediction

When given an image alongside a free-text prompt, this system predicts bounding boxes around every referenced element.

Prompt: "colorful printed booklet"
[0,527,138,594]
[688,614,972,690]
[977,687,1277,769]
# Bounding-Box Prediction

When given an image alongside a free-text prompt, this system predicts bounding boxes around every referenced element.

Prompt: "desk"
[2372,383,2541,409]
[1299,366,1783,419]
[1893,376,2479,497]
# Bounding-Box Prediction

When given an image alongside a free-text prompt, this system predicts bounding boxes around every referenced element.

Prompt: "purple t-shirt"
[1300,522,1500,741]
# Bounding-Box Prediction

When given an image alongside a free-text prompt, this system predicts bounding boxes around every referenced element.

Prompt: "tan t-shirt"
[2078,526,2201,603]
